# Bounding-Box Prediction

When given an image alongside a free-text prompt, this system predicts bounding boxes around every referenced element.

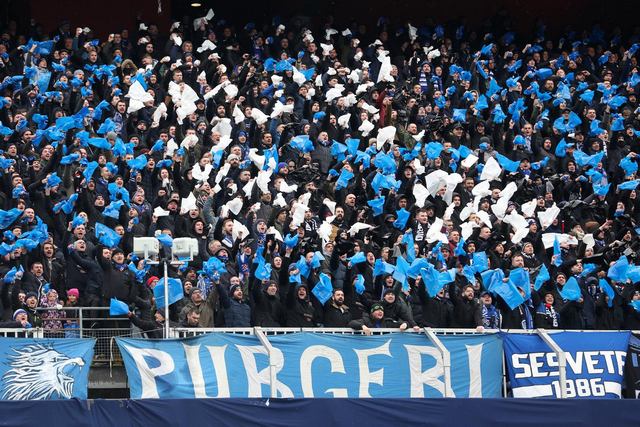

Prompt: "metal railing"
[35,307,141,364]
[19,307,640,397]
[0,328,42,338]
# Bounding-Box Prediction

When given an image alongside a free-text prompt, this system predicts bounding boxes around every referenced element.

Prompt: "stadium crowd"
[0,10,639,335]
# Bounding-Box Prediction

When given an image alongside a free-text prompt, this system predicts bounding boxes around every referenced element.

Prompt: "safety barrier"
[24,308,640,398]
[166,327,571,398]
[35,307,139,364]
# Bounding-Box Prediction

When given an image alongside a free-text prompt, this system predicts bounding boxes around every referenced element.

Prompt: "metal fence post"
[79,307,84,338]
[254,327,277,398]
[536,328,567,398]
[422,327,452,397]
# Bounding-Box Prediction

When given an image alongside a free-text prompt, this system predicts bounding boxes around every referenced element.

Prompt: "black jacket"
[97,254,137,305]
[323,301,352,327]
[250,280,285,327]
[218,284,251,327]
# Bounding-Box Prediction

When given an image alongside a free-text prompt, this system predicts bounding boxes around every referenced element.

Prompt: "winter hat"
[370,303,384,314]
[111,247,124,256]
[383,288,395,296]
[25,292,37,300]
[13,309,27,320]
[229,284,242,295]
[67,288,80,298]
[146,276,160,287]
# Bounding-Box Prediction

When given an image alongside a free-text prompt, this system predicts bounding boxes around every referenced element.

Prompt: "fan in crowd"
[0,11,639,335]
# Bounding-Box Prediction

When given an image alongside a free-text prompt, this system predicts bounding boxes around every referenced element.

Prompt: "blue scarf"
[482,304,501,328]
[520,301,534,329]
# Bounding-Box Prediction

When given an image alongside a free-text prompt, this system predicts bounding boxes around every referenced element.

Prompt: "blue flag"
[373,259,395,276]
[95,223,121,248]
[0,338,95,400]
[255,262,272,281]
[109,298,130,316]
[607,256,629,283]
[620,157,638,177]
[420,264,442,297]
[367,197,385,216]
[393,256,410,284]
[202,257,227,277]
[154,277,184,309]
[495,153,520,173]
[492,273,525,310]
[354,274,365,295]
[393,208,410,230]
[284,233,299,249]
[402,232,416,263]
[534,264,550,291]
[0,208,23,229]
[559,277,582,301]
[599,279,615,308]
[509,268,531,300]
[619,180,640,191]
[553,237,563,267]
[311,251,325,268]
[156,233,173,248]
[472,252,489,273]
[312,273,333,305]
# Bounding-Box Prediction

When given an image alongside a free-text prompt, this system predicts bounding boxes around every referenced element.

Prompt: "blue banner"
[503,332,630,398]
[117,332,503,398]
[0,338,95,400]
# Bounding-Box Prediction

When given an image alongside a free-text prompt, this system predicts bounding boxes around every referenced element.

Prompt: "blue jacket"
[218,284,251,327]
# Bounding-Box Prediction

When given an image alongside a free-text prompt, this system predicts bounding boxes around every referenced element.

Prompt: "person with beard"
[151,198,179,235]
[97,247,137,308]
[254,194,274,228]
[323,288,351,327]
[451,284,483,328]
[286,283,319,327]
[65,240,102,311]
[217,281,251,327]
[251,278,285,327]
[179,287,216,328]
[27,241,65,297]
[380,288,418,330]
[417,283,453,328]
[20,262,48,296]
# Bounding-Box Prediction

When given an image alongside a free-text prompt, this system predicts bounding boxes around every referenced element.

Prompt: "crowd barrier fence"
[27,307,640,398]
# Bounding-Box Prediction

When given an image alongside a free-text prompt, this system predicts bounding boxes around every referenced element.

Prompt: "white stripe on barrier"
[604,381,622,397]
[512,384,554,398]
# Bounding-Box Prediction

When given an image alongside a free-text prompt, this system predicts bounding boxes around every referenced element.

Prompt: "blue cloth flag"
[607,256,629,282]
[312,273,333,305]
[559,277,582,301]
[393,208,410,230]
[95,222,121,248]
[109,298,129,316]
[156,233,173,248]
[534,264,550,291]
[367,197,385,216]
[154,277,184,309]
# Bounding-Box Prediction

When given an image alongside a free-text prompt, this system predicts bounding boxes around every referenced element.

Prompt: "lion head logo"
[1,344,85,400]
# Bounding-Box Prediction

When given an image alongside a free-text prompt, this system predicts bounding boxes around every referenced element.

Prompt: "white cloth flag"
[479,157,502,181]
